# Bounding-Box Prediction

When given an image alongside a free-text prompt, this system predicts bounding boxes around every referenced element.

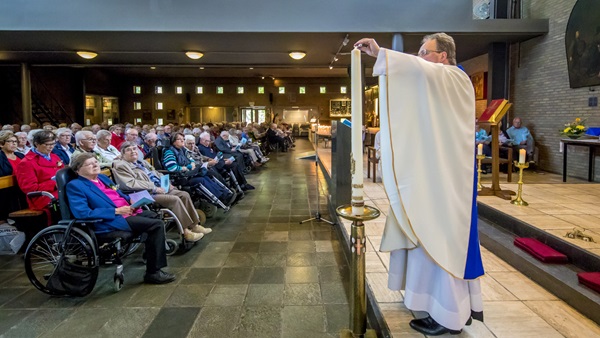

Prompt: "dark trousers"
[226,163,247,185]
[125,210,167,273]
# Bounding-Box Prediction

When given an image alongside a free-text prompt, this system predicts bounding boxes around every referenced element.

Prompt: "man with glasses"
[355,34,483,335]
[72,130,113,168]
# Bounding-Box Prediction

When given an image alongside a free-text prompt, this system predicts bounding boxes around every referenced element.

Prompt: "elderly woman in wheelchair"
[112,141,212,244]
[66,153,176,285]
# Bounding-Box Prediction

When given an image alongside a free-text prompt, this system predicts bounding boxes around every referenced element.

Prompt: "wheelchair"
[150,146,236,214]
[23,168,164,296]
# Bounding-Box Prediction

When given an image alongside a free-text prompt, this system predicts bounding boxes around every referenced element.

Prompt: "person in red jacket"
[109,124,125,150]
[16,130,65,224]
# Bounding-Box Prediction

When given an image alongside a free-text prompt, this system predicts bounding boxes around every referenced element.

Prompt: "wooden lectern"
[478,100,515,200]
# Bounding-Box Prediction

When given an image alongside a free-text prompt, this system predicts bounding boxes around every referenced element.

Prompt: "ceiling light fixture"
[199,67,204,69]
[76,51,97,59]
[288,51,306,60]
[150,66,156,70]
[185,51,204,60]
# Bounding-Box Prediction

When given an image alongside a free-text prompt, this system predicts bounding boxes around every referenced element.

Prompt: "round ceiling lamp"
[76,51,97,59]
[185,51,204,59]
[289,51,306,60]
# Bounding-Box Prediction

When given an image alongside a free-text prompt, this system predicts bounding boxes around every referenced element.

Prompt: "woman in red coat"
[16,130,65,224]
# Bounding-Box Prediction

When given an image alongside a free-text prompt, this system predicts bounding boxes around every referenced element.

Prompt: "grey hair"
[144,132,157,141]
[220,131,229,137]
[96,129,111,141]
[55,127,72,137]
[70,152,96,172]
[119,141,138,153]
[75,130,94,146]
[184,134,195,143]
[422,32,457,65]
[27,129,43,145]
[199,132,211,141]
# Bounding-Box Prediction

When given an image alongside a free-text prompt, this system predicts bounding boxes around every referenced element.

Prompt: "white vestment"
[374,48,484,330]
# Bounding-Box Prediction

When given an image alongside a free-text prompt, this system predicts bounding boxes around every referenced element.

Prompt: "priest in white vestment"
[356,33,484,336]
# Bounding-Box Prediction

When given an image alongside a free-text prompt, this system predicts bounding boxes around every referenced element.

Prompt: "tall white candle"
[477,144,483,156]
[351,48,364,216]
[519,149,526,163]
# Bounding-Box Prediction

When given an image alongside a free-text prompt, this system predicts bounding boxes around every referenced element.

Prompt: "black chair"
[23,168,138,296]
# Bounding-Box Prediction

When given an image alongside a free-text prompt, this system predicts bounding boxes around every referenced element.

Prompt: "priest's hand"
[354,38,380,57]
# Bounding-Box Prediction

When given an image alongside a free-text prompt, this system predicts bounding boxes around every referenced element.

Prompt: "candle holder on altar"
[336,204,380,338]
[476,154,486,190]
[511,161,529,206]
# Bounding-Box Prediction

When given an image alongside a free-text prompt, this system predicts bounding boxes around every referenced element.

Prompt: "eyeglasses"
[43,142,56,147]
[418,49,443,57]
[122,147,137,153]
[83,138,97,142]
[5,140,17,144]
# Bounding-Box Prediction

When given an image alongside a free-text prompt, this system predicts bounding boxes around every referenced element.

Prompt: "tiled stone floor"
[0,139,349,338]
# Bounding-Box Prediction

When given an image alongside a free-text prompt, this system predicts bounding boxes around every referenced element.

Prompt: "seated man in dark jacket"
[266,123,287,151]
[198,132,254,191]
[214,131,245,165]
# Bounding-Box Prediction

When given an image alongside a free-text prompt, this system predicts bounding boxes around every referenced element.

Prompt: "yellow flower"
[576,125,585,130]
[575,118,581,122]
[564,127,572,133]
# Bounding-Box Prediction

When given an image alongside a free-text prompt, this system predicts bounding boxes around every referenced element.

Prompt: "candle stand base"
[511,161,529,206]
[478,187,515,200]
[336,204,380,338]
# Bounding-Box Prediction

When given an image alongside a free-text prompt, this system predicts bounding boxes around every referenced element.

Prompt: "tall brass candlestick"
[476,154,485,190]
[511,161,529,206]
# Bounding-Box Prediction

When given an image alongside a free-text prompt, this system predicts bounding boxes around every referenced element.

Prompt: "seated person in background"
[14,132,31,154]
[67,153,175,284]
[17,130,65,225]
[266,123,287,151]
[227,129,261,166]
[198,132,254,191]
[215,131,246,165]
[125,128,146,158]
[95,130,121,161]
[109,124,125,150]
[72,131,113,168]
[183,135,227,185]
[69,123,82,144]
[112,142,211,242]
[475,123,492,157]
[142,132,158,157]
[0,131,26,222]
[163,133,235,206]
[52,127,74,165]
[506,117,535,161]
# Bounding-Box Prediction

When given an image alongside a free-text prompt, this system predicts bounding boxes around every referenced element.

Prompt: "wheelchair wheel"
[24,225,97,296]
[165,239,178,256]
[196,209,207,225]
[113,272,124,292]
[198,201,217,218]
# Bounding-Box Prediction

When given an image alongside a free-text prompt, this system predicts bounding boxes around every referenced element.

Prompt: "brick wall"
[511,0,600,179]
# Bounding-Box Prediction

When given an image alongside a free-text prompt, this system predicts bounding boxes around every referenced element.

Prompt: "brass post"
[511,161,529,206]
[336,205,380,338]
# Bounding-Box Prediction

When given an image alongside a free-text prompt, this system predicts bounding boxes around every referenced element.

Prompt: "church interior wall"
[511,0,599,178]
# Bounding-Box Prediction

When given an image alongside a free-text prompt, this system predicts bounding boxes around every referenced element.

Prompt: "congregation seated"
[73,130,113,168]
[52,127,74,165]
[66,152,176,284]
[198,132,254,191]
[266,123,287,151]
[14,131,31,154]
[228,128,261,166]
[163,132,235,206]
[16,130,65,225]
[109,124,125,150]
[124,127,146,159]
[142,132,158,157]
[506,117,535,162]
[215,131,246,165]
[112,142,211,242]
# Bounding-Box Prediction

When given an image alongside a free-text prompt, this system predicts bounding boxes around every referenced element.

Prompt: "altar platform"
[314,137,600,336]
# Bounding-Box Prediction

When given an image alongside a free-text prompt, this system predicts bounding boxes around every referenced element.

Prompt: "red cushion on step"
[514,237,568,263]
[578,272,600,293]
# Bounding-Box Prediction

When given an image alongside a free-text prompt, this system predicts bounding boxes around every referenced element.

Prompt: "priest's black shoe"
[144,270,176,284]
[409,316,461,336]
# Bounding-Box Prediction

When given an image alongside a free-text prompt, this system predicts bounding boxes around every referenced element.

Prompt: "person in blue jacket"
[66,152,175,284]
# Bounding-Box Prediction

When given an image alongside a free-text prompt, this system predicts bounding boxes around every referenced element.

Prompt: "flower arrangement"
[560,118,587,138]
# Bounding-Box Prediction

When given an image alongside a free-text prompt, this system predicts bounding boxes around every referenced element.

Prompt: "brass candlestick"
[336,204,380,338]
[476,154,486,190]
[511,161,529,206]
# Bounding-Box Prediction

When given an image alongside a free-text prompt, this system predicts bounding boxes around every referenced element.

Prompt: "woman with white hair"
[95,129,121,161]
[14,131,31,154]
[51,127,74,165]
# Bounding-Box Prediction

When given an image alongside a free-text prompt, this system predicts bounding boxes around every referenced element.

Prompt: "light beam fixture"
[76,51,97,59]
[289,51,306,60]
[185,51,204,60]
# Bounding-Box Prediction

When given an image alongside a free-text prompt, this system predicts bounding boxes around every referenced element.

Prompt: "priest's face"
[418,39,447,64]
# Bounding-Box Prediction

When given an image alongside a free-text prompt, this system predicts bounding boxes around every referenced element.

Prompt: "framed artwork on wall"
[470,72,487,100]
[330,99,351,117]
